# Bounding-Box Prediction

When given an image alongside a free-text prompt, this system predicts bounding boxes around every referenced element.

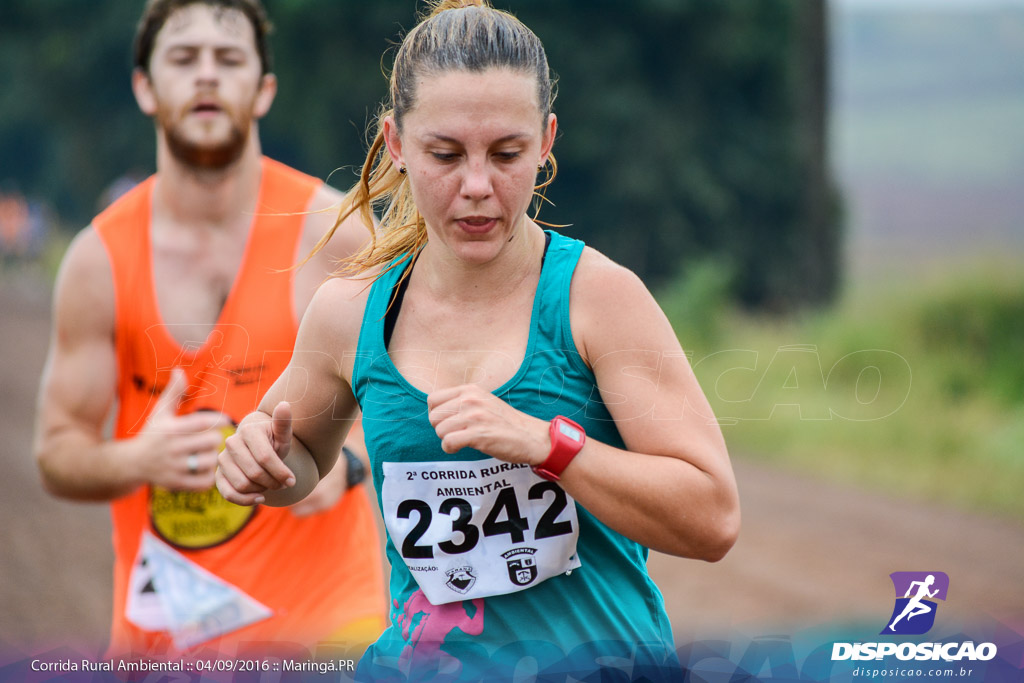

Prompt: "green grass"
[659,261,1024,519]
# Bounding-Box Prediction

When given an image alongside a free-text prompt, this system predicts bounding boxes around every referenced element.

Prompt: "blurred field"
[660,260,1024,519]
[650,2,1022,520]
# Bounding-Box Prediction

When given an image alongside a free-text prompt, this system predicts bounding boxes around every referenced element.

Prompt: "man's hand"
[136,368,232,491]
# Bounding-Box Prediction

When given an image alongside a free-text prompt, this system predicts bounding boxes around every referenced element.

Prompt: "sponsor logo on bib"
[502,547,538,586]
[445,567,478,594]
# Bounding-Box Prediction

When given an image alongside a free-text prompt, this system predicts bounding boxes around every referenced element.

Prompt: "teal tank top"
[351,231,680,682]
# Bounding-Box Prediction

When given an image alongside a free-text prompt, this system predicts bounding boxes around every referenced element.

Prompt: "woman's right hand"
[215,401,297,506]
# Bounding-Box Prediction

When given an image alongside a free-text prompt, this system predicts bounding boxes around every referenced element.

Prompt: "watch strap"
[342,446,366,489]
[532,416,586,482]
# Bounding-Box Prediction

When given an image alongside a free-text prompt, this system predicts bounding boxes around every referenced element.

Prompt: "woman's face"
[385,67,556,265]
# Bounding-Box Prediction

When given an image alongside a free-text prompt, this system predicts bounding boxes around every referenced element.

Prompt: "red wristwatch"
[532,416,586,482]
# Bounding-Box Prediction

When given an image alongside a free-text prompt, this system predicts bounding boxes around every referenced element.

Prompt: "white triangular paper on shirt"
[125,545,171,631]
[133,531,272,649]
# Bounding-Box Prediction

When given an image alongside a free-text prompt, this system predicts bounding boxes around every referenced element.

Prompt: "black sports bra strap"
[382,231,553,349]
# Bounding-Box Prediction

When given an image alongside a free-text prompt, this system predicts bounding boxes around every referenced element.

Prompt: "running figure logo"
[881,571,949,635]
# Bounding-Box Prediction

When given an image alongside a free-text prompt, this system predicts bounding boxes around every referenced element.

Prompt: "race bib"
[149,426,256,548]
[381,459,581,605]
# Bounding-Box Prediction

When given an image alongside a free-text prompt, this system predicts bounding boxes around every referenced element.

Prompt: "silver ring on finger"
[187,453,199,475]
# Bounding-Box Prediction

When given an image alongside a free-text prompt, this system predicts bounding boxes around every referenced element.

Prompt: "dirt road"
[2,276,1022,655]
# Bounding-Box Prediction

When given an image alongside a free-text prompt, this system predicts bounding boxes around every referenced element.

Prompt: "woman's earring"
[399,166,407,175]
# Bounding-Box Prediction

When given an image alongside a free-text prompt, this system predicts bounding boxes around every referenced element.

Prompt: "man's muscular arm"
[33,228,229,501]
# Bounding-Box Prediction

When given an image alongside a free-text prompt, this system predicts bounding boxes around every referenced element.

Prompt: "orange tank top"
[92,157,384,658]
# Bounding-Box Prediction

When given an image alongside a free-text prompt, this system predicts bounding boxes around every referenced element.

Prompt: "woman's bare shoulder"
[569,245,678,360]
[570,246,653,315]
[298,273,378,353]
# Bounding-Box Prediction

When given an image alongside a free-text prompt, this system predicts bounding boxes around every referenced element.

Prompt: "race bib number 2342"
[381,458,582,605]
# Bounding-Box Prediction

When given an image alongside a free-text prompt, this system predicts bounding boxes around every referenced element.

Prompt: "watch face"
[557,421,583,443]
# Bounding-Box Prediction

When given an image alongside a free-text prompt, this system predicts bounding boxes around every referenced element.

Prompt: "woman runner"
[216,1,741,679]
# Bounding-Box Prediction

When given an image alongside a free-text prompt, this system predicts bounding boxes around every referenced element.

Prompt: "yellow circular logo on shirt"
[149,425,256,549]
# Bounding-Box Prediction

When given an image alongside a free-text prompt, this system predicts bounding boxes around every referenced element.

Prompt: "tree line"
[0,0,838,311]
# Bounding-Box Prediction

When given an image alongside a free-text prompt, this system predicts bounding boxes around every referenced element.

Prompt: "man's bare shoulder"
[304,182,346,221]
[53,226,116,333]
[300,183,372,263]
